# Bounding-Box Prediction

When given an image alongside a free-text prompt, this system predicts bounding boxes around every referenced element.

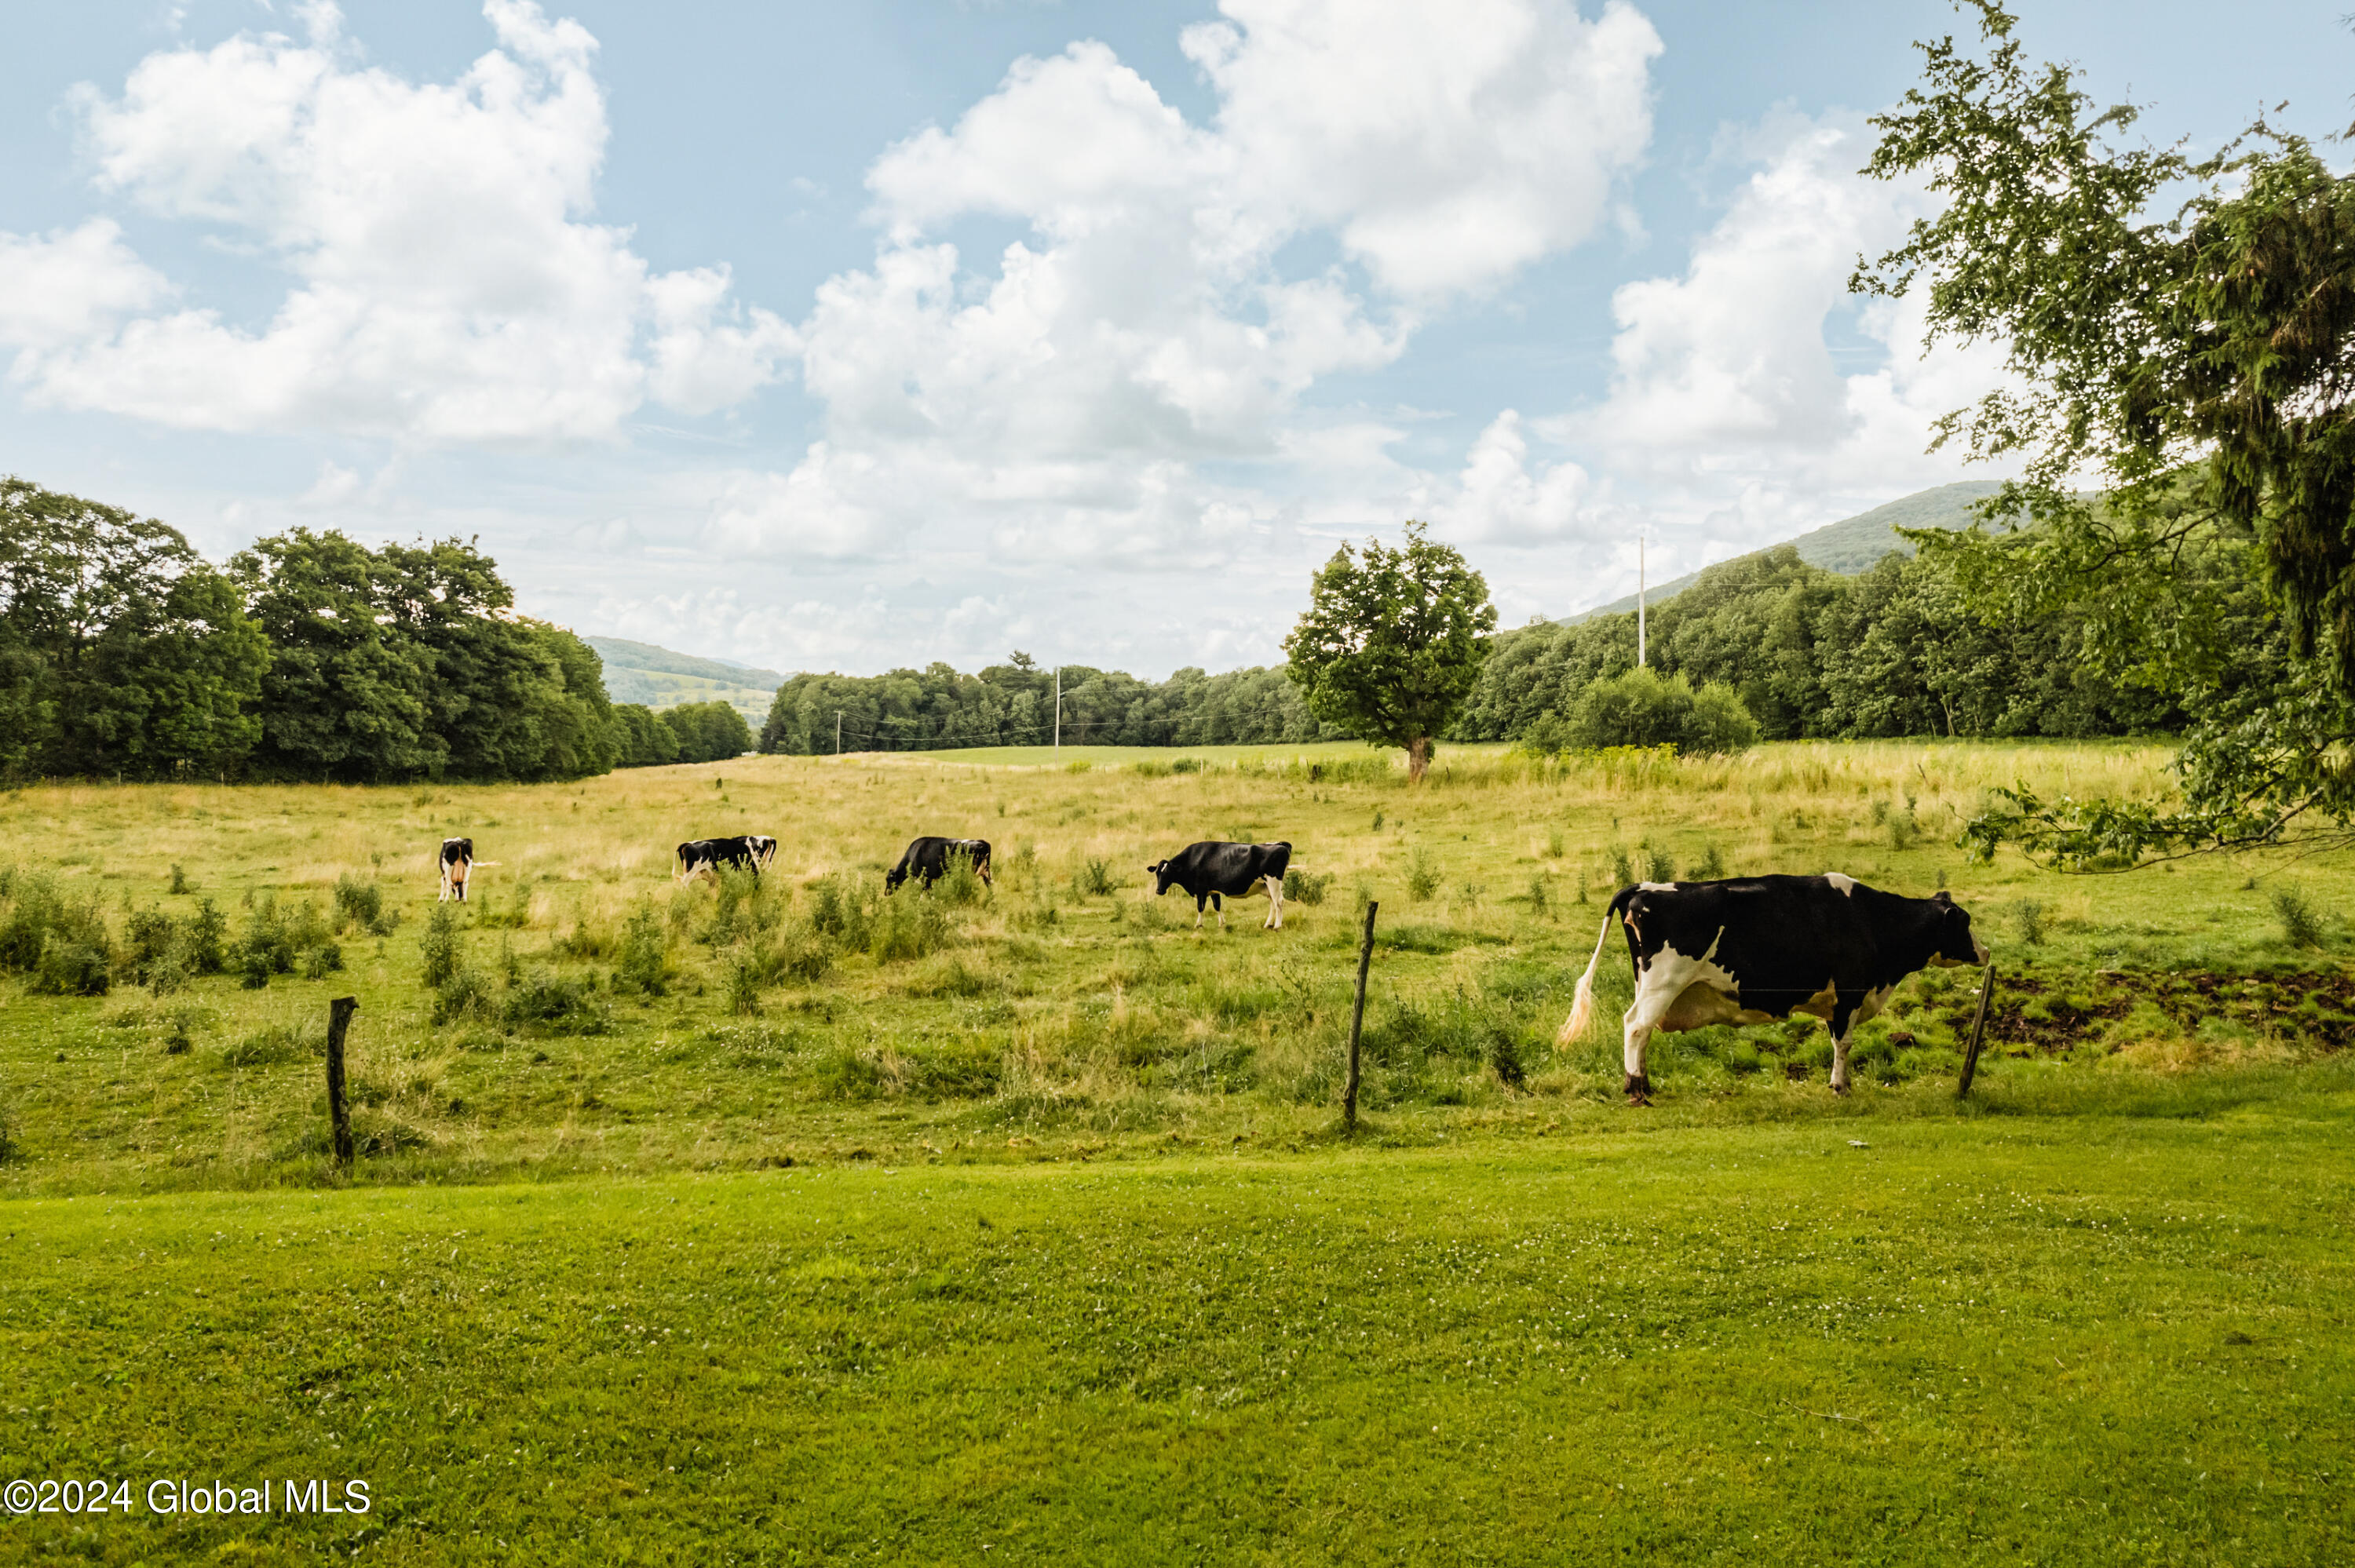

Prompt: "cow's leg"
[455,870,467,903]
[1617,961,1693,1106]
[1195,893,1207,930]
[1264,873,1283,929]
[438,870,450,903]
[1213,892,1226,929]
[1828,994,1861,1094]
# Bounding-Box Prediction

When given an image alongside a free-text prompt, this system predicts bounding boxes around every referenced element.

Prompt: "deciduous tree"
[1283,522,1496,782]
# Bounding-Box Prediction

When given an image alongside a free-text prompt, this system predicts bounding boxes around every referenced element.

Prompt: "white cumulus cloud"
[732,0,1659,567]
[2,0,791,443]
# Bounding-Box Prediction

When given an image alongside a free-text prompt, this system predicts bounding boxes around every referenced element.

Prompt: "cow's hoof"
[1623,1072,1652,1106]
[1830,1080,1852,1096]
[1625,1092,1652,1108]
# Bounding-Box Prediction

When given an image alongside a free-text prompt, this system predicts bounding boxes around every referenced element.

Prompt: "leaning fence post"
[327,995,359,1168]
[1345,901,1378,1129]
[1955,965,1995,1099]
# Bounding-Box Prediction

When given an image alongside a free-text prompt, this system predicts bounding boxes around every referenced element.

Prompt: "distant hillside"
[1570,480,2006,622]
[585,636,783,724]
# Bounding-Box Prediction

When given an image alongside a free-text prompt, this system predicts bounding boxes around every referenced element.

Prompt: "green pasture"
[1,738,2348,1193]
[6,1083,2353,1564]
[2,738,2353,1559]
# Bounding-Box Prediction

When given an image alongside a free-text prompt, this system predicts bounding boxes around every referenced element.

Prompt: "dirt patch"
[1980,969,2355,1055]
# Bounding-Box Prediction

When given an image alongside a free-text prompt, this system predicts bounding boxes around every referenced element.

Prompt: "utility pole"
[834,710,842,756]
[1053,667,1061,760]
[1638,534,1648,668]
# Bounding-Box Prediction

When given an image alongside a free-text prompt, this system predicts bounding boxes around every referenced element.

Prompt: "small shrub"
[870,895,951,964]
[1609,845,1634,886]
[1526,874,1549,915]
[726,955,765,1017]
[420,903,464,989]
[238,895,301,980]
[169,863,191,895]
[1693,844,1726,881]
[25,892,114,997]
[504,972,611,1034]
[126,906,177,975]
[433,966,496,1025]
[184,899,228,974]
[2274,888,2326,950]
[1406,849,1439,903]
[1886,805,1920,851]
[1546,828,1565,859]
[614,901,671,996]
[777,924,834,983]
[2012,900,2046,947]
[939,851,988,907]
[333,873,383,931]
[304,943,345,979]
[1283,869,1332,906]
[221,1023,312,1068]
[1643,841,1676,883]
[1075,859,1116,898]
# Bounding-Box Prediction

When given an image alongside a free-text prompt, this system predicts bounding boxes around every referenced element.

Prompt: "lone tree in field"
[1283,522,1495,782]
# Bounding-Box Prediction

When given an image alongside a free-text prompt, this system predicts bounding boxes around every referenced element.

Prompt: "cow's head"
[882,863,907,894]
[1926,892,1991,967]
[1147,859,1174,895]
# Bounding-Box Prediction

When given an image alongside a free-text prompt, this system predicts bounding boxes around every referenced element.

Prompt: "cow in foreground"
[438,838,473,903]
[676,834,779,886]
[1559,873,1990,1104]
[885,837,993,894]
[1146,841,1292,930]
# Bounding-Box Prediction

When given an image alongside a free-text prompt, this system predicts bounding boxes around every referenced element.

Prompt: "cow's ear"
[1933,890,1952,905]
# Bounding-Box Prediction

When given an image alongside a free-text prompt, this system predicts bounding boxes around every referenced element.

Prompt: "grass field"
[3,739,2353,1560]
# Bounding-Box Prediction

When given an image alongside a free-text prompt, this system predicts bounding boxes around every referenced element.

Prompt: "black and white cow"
[438,837,474,903]
[1145,841,1293,930]
[675,833,779,886]
[884,837,994,894]
[1559,873,1991,1104]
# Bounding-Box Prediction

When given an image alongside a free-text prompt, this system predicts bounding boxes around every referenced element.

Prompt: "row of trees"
[1455,544,2180,746]
[758,655,1348,754]
[0,479,748,782]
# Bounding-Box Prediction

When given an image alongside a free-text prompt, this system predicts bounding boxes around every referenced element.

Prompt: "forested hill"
[1572,480,2005,622]
[584,636,781,723]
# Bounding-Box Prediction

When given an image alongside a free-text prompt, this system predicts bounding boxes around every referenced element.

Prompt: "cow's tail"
[1558,891,1634,1046]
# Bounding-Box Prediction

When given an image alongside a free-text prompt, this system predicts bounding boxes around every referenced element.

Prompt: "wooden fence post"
[1955,965,1995,1099]
[327,995,359,1168]
[1345,901,1378,1129]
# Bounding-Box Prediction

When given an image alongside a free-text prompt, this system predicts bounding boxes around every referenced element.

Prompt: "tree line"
[758,655,1349,754]
[0,479,749,782]
[1454,542,2181,747]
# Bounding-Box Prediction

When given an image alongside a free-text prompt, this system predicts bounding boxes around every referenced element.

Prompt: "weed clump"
[334,874,396,936]
[1075,859,1117,899]
[2274,888,2326,950]
[613,901,673,996]
[1283,869,1331,906]
[420,903,465,989]
[1406,848,1440,903]
[2012,901,2046,947]
[505,972,611,1034]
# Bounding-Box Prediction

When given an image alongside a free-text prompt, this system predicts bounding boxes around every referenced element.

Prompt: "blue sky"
[2,0,2347,676]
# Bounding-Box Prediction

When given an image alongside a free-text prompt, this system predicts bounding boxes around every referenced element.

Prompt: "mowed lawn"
[7,1085,2353,1566]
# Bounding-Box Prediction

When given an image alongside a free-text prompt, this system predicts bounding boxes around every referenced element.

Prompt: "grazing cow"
[884,837,994,894]
[438,838,473,903]
[1145,841,1293,930]
[1559,873,1991,1104]
[675,833,779,886]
